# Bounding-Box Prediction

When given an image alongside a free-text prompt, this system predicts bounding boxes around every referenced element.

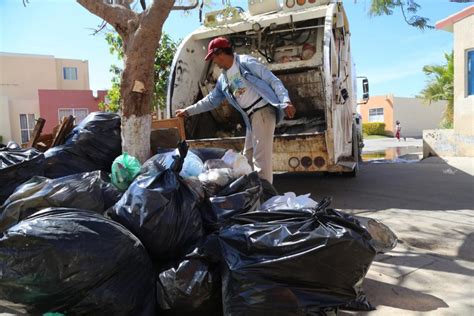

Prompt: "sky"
[1,0,472,97]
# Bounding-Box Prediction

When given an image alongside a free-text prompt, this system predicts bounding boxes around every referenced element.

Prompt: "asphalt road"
[274,157,474,315]
[274,158,473,212]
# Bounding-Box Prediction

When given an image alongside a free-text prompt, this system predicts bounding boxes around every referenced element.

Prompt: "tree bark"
[77,0,175,162]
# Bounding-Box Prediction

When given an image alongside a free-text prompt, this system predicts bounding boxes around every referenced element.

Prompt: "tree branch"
[140,0,176,33]
[76,0,137,35]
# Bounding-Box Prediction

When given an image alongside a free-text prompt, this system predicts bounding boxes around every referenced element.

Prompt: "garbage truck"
[166,0,369,176]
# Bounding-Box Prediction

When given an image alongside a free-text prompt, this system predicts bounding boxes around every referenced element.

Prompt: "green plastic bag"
[111,152,141,191]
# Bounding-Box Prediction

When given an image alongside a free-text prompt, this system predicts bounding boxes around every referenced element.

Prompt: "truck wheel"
[347,124,359,177]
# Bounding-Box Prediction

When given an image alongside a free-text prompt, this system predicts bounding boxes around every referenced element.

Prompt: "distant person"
[395,121,402,141]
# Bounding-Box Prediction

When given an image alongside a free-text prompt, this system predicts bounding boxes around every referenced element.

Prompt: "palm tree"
[419,52,454,128]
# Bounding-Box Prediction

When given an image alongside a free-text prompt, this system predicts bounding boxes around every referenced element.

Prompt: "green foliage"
[103,32,179,112]
[368,0,433,30]
[419,52,454,128]
[99,82,121,113]
[363,122,386,136]
[105,32,124,60]
[153,33,179,110]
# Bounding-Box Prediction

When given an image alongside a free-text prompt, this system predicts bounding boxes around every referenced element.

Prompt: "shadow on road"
[274,159,473,211]
[340,278,449,315]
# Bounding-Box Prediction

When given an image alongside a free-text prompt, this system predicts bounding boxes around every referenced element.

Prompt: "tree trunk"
[120,39,157,163]
[76,0,175,163]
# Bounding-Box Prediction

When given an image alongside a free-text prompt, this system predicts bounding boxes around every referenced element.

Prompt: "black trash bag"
[0,208,156,315]
[157,259,215,310]
[43,112,121,178]
[0,147,45,205]
[140,152,168,175]
[0,171,122,232]
[5,141,21,150]
[354,215,398,254]
[201,172,262,232]
[198,168,235,197]
[260,178,278,203]
[219,198,376,315]
[157,235,223,316]
[111,141,204,263]
[341,282,375,311]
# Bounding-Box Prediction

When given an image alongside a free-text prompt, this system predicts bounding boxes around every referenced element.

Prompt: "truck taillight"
[289,157,300,168]
[301,156,312,168]
[314,156,325,168]
[297,0,306,5]
[286,0,295,8]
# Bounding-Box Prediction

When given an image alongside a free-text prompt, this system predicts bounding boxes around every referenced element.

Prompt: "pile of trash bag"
[0,136,400,315]
[43,112,121,178]
[0,208,156,315]
[111,142,204,263]
[0,171,122,232]
[0,146,45,204]
[219,198,377,315]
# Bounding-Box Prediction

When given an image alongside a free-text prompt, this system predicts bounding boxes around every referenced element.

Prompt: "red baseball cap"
[205,37,231,61]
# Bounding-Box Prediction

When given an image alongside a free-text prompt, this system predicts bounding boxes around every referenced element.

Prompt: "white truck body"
[166,0,364,174]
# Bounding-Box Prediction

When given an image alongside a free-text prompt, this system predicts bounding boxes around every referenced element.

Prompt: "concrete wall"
[423,129,456,158]
[0,53,58,99]
[55,58,90,90]
[38,89,106,134]
[393,97,445,138]
[0,96,12,143]
[359,95,394,135]
[453,14,474,156]
[0,52,91,143]
[360,95,445,137]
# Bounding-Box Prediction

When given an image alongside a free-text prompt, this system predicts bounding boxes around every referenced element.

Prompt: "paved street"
[274,151,474,315]
[363,137,423,152]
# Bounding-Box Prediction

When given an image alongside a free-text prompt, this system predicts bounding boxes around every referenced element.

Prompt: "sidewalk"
[341,208,473,316]
[363,137,423,152]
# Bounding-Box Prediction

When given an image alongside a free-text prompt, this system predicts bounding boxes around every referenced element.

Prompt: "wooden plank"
[27,118,46,148]
[150,128,181,154]
[51,115,75,147]
[151,117,186,140]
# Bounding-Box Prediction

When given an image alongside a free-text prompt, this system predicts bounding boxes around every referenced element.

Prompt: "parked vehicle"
[167,0,369,175]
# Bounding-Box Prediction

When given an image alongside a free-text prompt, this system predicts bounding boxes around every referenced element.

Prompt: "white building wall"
[393,97,446,138]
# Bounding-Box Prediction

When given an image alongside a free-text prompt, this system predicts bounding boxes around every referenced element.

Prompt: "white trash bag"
[162,150,204,178]
[221,150,252,177]
[260,192,318,211]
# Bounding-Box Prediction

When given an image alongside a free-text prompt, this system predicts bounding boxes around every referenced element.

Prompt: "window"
[468,50,474,96]
[19,114,35,144]
[58,108,89,125]
[368,108,384,122]
[63,67,78,80]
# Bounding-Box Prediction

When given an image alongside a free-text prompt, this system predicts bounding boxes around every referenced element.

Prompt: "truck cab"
[167,0,367,175]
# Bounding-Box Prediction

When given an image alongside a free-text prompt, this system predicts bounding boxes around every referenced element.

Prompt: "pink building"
[38,90,107,134]
[0,52,108,144]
